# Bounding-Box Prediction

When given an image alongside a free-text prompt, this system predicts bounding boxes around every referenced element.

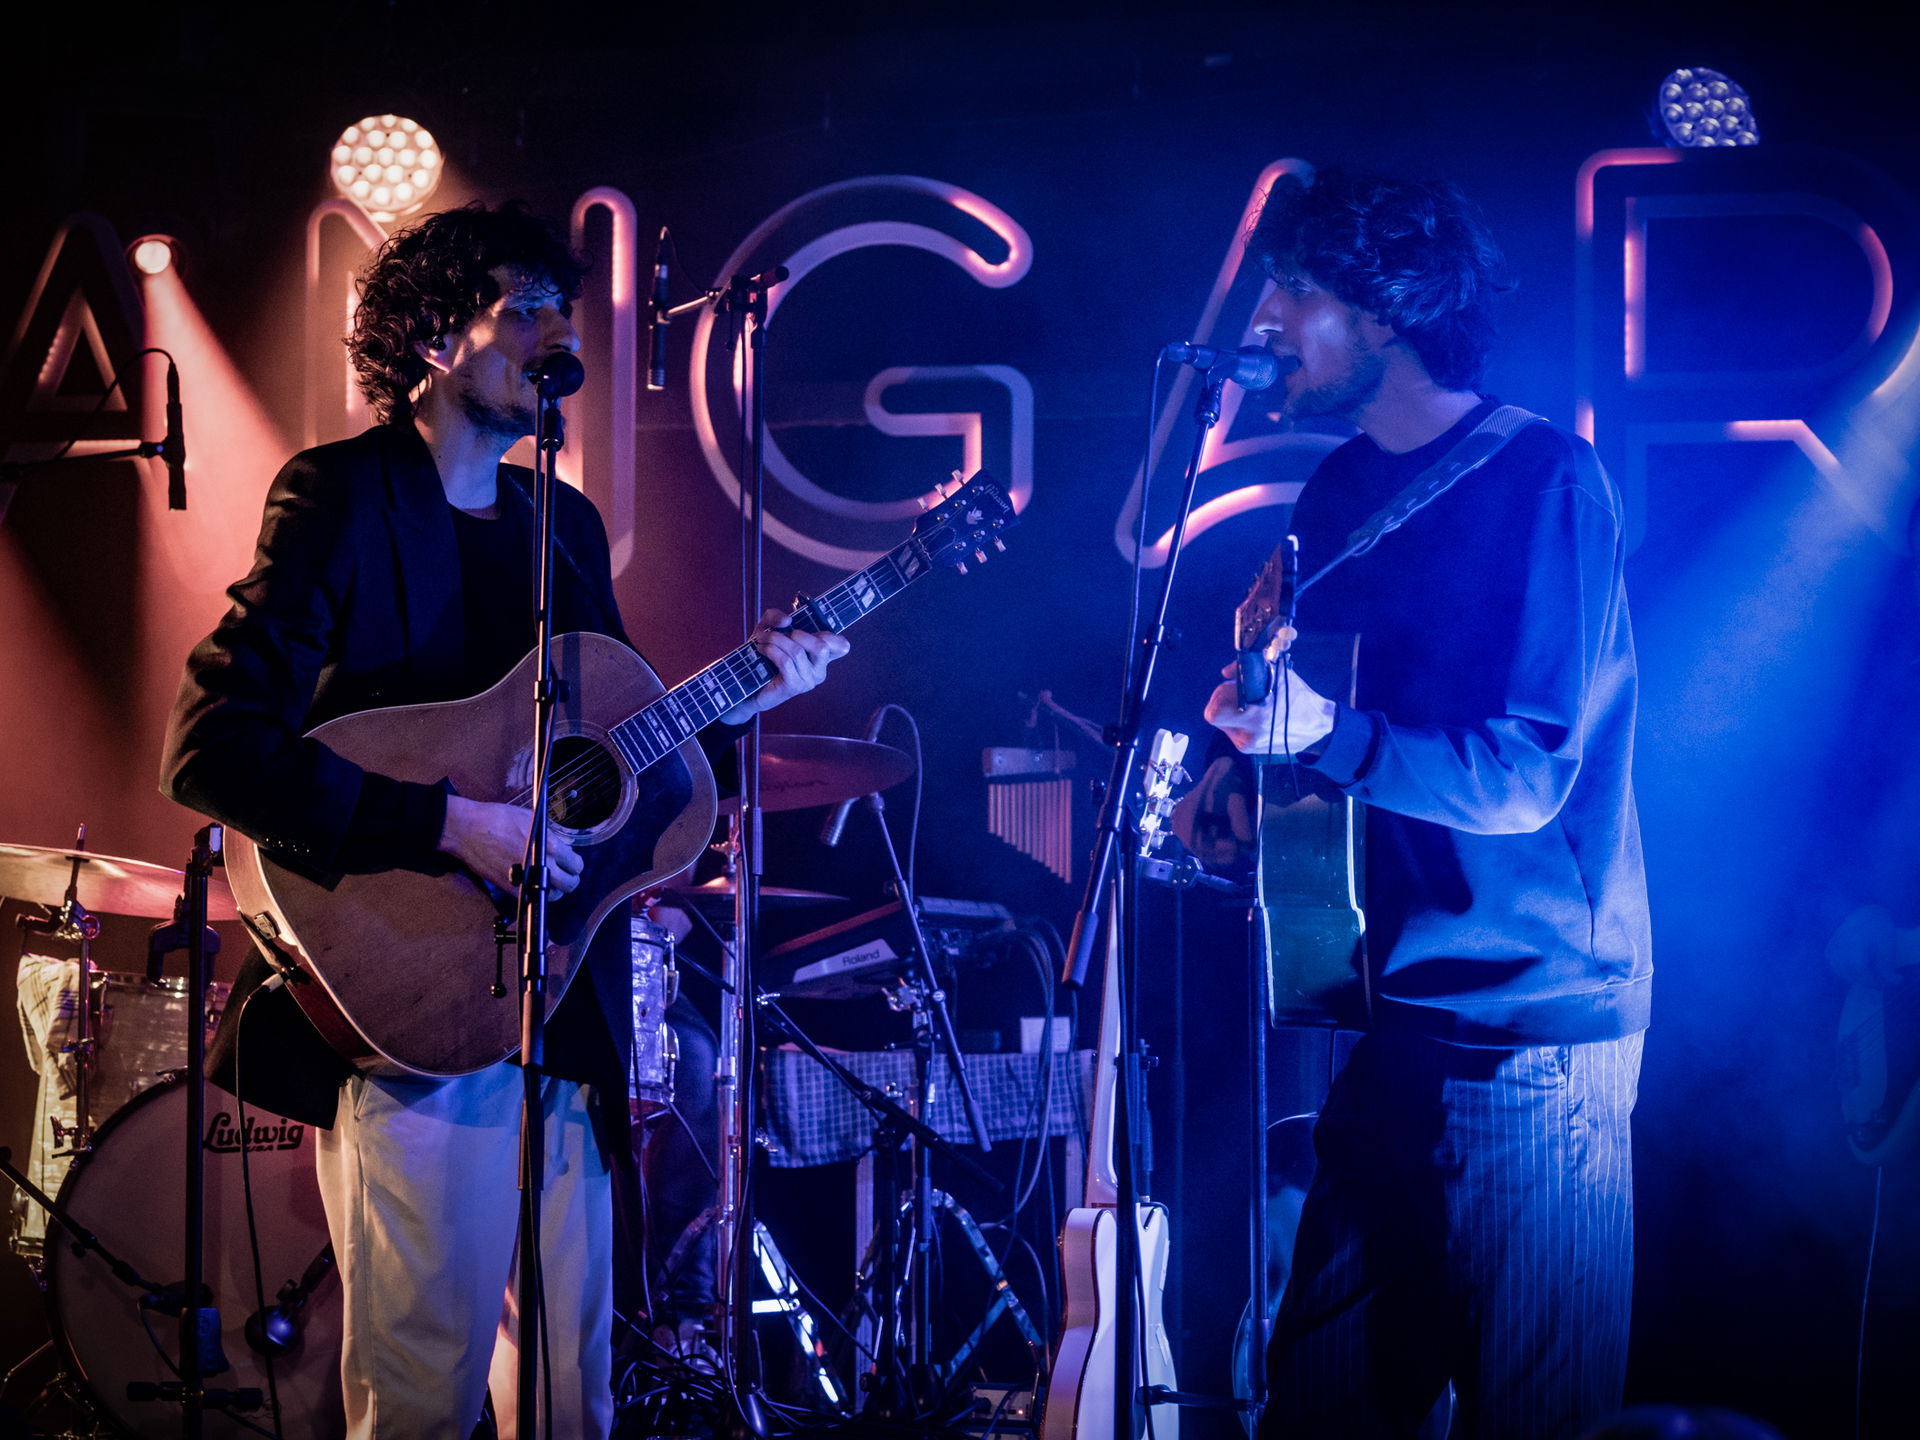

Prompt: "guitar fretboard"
[606,538,931,774]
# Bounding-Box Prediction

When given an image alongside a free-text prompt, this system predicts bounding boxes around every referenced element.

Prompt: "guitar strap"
[1298,403,1543,595]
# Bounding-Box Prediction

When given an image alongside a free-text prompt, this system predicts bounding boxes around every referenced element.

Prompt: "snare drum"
[43,1075,343,1438]
[12,954,229,1256]
[630,914,679,1118]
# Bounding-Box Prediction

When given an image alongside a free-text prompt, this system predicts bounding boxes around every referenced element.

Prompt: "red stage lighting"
[129,236,176,275]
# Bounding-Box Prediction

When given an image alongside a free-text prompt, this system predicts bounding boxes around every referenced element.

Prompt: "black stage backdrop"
[3,5,1918,1436]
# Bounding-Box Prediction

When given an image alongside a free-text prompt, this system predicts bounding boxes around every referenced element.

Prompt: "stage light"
[1656,67,1760,147]
[328,114,441,222]
[129,236,176,275]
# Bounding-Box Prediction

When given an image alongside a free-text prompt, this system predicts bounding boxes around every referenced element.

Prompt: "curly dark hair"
[1247,168,1509,391]
[347,201,587,424]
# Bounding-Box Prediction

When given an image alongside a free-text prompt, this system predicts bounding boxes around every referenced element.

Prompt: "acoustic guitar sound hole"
[544,736,622,831]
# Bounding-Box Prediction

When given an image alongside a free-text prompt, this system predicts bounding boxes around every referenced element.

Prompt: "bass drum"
[42,1076,344,1439]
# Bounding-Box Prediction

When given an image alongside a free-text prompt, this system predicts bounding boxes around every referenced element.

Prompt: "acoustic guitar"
[225,472,1016,1077]
[1232,536,1367,1027]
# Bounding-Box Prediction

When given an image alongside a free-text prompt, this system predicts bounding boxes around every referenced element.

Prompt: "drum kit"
[1,729,949,1437]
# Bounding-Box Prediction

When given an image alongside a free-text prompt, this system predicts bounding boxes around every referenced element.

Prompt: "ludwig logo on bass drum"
[204,1111,305,1153]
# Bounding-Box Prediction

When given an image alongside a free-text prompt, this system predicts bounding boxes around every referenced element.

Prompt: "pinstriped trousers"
[1261,1029,1643,1440]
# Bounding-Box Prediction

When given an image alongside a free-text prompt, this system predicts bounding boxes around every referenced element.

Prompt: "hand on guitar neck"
[1203,629,1339,757]
[716,606,851,725]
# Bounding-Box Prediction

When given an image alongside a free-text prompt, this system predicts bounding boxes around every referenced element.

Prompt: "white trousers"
[315,1062,614,1440]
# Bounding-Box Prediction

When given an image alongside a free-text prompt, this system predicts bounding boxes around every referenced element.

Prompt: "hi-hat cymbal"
[743,733,915,813]
[0,843,240,922]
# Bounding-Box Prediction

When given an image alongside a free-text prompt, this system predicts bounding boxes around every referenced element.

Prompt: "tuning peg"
[955,560,969,575]
[973,547,988,564]
[916,494,930,510]
[950,469,964,485]
[992,538,1006,552]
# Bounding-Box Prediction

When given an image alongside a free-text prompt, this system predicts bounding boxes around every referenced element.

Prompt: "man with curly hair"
[1204,169,1650,1438]
[161,202,846,1437]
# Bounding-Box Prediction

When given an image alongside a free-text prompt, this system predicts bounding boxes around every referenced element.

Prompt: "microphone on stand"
[1161,341,1296,392]
[161,357,186,510]
[819,706,888,848]
[244,1245,336,1358]
[524,352,586,398]
[647,226,671,392]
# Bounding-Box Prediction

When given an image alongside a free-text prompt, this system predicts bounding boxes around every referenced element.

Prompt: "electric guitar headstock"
[1232,533,1298,706]
[912,469,1018,575]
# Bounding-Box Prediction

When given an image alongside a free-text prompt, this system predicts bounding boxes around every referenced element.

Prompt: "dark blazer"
[160,422,655,1127]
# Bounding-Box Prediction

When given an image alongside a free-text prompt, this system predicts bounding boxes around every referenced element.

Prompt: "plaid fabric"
[761,1047,1093,1168]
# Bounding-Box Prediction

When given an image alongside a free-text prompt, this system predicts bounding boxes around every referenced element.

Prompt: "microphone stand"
[1059,362,1234,1440]
[515,364,577,1436]
[716,265,786,1440]
[0,348,188,508]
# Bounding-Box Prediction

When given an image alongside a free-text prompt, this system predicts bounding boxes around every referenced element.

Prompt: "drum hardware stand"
[866,1188,1044,1400]
[753,994,1004,1428]
[15,825,105,1159]
[831,776,1002,1423]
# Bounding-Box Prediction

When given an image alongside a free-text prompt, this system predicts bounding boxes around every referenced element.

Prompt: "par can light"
[329,114,442,222]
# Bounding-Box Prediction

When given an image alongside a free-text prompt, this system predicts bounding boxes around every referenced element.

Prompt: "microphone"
[524,352,586,399]
[818,706,888,848]
[1160,341,1296,392]
[647,226,670,392]
[162,357,186,510]
[244,1245,335,1357]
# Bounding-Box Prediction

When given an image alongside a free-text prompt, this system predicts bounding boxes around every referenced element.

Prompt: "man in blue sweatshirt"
[1205,168,1651,1440]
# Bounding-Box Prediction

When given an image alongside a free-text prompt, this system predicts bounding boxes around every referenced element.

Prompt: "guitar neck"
[606,536,934,773]
[1084,906,1123,1209]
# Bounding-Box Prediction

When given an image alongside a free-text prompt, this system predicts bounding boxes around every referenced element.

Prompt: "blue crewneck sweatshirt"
[1287,399,1652,1046]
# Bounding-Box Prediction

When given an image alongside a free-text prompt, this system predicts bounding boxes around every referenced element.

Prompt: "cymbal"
[662,876,845,915]
[0,843,240,922]
[748,734,915,813]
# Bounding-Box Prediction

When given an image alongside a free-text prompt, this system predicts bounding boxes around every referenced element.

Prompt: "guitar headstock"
[1137,728,1191,858]
[1233,533,1299,706]
[914,469,1018,575]
[1234,533,1298,654]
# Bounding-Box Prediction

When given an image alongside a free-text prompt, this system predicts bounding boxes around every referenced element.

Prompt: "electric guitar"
[224,472,1016,1077]
[1040,730,1183,1440]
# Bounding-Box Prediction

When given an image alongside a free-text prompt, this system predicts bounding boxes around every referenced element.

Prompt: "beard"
[456,382,536,442]
[1282,337,1387,425]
